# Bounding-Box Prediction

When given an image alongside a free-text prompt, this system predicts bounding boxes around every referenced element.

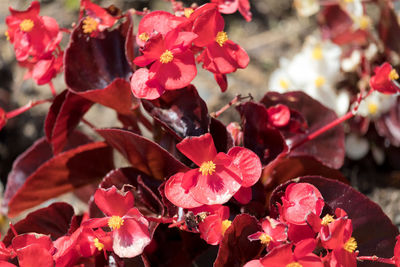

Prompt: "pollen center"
[94,238,104,251]
[312,45,323,60]
[368,102,378,115]
[160,50,174,64]
[389,69,399,80]
[314,76,326,87]
[221,219,232,235]
[344,237,357,253]
[139,32,150,42]
[321,214,334,226]
[5,31,9,41]
[279,79,289,90]
[286,262,303,267]
[108,216,124,230]
[19,19,34,32]
[83,17,98,34]
[259,233,273,244]
[216,31,228,47]
[184,8,194,18]
[199,161,216,176]
[356,15,371,30]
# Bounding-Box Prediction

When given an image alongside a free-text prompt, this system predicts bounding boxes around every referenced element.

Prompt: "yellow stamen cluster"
[221,219,232,235]
[108,216,124,230]
[82,17,98,34]
[286,262,303,267]
[367,102,378,115]
[279,79,289,90]
[259,233,272,244]
[139,32,150,42]
[94,238,104,251]
[356,15,371,30]
[312,45,323,60]
[19,19,34,32]
[321,214,334,226]
[314,76,326,87]
[199,161,216,176]
[215,31,228,47]
[184,8,194,18]
[160,50,174,64]
[344,0,354,3]
[389,69,399,80]
[5,31,9,41]
[343,237,357,253]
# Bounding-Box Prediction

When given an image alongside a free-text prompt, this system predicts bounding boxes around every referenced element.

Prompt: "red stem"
[211,94,252,118]
[144,216,176,224]
[291,110,355,150]
[6,98,51,120]
[357,256,395,265]
[48,81,57,97]
[9,222,17,236]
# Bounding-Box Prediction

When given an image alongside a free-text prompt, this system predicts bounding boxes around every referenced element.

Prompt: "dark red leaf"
[3,133,114,217]
[262,156,348,208]
[210,117,234,153]
[214,214,263,267]
[141,85,209,140]
[45,89,93,154]
[270,176,399,264]
[378,1,400,55]
[318,5,367,46]
[236,101,288,166]
[97,128,189,180]
[65,18,135,114]
[261,91,345,169]
[123,14,138,70]
[3,202,74,246]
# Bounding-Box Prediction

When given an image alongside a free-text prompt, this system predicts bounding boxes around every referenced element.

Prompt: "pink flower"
[280,183,324,225]
[165,133,261,208]
[131,28,198,99]
[83,186,151,258]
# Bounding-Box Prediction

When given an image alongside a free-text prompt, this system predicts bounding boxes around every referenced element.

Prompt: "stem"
[48,81,57,97]
[211,94,253,118]
[136,111,153,132]
[9,222,17,236]
[60,28,72,34]
[291,110,355,150]
[357,256,395,265]
[6,98,52,120]
[291,89,374,151]
[144,216,177,224]
[81,118,96,130]
[168,220,185,228]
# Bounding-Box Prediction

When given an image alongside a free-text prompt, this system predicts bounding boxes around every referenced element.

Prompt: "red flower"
[394,235,400,266]
[255,239,323,267]
[370,62,400,94]
[280,183,324,225]
[267,104,291,128]
[165,133,261,208]
[80,0,118,36]
[192,4,249,75]
[131,28,198,98]
[12,233,55,267]
[191,205,231,245]
[83,186,151,258]
[320,216,357,267]
[248,217,287,250]
[211,0,252,22]
[22,51,63,85]
[6,1,62,62]
[136,11,186,47]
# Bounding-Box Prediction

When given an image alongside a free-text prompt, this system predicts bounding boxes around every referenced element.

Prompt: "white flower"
[357,90,397,118]
[268,36,350,115]
[345,133,369,160]
[293,0,320,17]
[341,50,361,72]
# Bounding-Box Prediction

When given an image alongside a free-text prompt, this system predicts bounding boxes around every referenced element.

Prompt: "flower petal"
[94,186,134,217]
[176,133,218,166]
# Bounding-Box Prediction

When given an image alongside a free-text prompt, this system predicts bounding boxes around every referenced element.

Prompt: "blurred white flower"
[345,133,369,160]
[357,90,397,118]
[341,50,361,72]
[293,0,319,17]
[268,36,350,115]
